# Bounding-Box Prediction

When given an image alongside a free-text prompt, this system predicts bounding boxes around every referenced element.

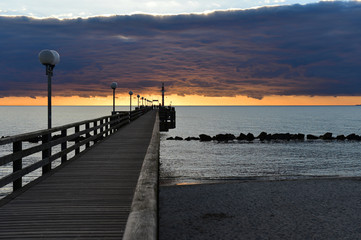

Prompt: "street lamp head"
[137,94,140,98]
[111,82,118,89]
[39,49,60,66]
[129,91,133,95]
[141,97,144,100]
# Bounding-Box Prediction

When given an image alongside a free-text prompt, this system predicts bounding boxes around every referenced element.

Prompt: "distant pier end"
[159,107,176,132]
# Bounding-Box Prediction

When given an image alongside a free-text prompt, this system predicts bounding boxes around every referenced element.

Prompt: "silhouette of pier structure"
[0,107,169,239]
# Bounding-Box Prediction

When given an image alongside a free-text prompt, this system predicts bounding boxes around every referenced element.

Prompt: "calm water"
[0,106,130,137]
[0,106,129,197]
[1,106,361,191]
[160,106,361,184]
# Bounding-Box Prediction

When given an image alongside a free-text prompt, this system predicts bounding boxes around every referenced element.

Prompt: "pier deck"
[0,110,157,239]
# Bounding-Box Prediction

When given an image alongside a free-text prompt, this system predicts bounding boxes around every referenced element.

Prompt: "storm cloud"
[0,1,361,99]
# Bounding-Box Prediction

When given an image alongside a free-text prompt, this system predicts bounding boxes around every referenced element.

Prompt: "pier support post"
[13,141,22,191]
[42,133,51,174]
[61,129,67,164]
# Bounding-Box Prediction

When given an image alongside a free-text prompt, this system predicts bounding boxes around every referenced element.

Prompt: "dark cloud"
[1,1,361,100]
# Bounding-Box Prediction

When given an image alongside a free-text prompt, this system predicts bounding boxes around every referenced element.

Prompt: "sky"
[1,1,361,105]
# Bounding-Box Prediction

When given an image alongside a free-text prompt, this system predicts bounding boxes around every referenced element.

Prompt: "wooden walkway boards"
[0,110,157,239]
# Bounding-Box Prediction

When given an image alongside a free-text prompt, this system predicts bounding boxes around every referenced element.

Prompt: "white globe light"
[39,49,60,66]
[111,82,118,89]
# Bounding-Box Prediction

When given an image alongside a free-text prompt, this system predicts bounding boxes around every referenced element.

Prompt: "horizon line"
[0,104,359,107]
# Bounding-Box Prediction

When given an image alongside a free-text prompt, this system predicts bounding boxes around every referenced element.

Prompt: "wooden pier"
[0,109,159,239]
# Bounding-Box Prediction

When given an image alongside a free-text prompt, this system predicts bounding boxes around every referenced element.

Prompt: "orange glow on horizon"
[1,95,361,106]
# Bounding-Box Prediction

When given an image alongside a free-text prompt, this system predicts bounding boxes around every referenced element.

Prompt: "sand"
[159,178,361,240]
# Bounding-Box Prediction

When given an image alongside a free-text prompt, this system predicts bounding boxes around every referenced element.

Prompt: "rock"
[257,132,268,141]
[166,137,174,140]
[295,133,305,141]
[307,134,319,140]
[199,134,212,141]
[174,136,183,140]
[185,137,200,141]
[320,132,333,140]
[346,133,361,141]
[236,133,247,141]
[246,133,255,141]
[336,135,346,141]
[272,133,291,141]
[214,134,236,142]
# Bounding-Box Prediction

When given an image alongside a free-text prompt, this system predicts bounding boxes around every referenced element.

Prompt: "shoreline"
[160,178,361,239]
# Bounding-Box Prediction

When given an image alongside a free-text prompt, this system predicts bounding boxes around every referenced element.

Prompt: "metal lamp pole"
[137,94,140,108]
[129,91,133,120]
[38,50,60,129]
[111,82,118,114]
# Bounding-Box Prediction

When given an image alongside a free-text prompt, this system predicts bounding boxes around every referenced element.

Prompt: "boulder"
[246,133,255,141]
[236,133,247,141]
[214,134,236,142]
[199,134,212,141]
[320,132,333,140]
[174,136,183,140]
[272,133,291,141]
[185,137,200,141]
[295,133,305,141]
[166,137,174,140]
[336,135,346,141]
[257,132,268,141]
[346,133,361,141]
[307,134,319,140]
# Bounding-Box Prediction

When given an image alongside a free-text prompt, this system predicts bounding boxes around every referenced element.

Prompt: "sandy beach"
[159,178,361,239]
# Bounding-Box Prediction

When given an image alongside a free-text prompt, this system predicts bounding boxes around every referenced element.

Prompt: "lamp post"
[137,94,140,108]
[141,97,144,106]
[129,90,133,113]
[38,49,60,129]
[111,82,117,114]
[145,98,147,107]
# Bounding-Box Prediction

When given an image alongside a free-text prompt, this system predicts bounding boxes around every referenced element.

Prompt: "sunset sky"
[1,1,361,106]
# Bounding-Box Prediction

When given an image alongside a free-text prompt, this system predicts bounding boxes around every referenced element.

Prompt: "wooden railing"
[0,107,152,195]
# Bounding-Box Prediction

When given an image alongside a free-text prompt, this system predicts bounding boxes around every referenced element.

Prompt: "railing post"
[94,120,98,143]
[61,129,67,164]
[105,117,109,137]
[100,119,104,137]
[13,141,22,191]
[75,125,80,155]
[86,122,90,148]
[42,133,51,174]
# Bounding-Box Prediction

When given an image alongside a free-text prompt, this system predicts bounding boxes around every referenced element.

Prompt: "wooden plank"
[0,110,157,239]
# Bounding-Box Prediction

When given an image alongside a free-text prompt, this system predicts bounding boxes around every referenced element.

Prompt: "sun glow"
[1,95,361,106]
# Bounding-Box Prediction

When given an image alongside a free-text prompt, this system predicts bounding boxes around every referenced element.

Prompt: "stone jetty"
[166,132,361,142]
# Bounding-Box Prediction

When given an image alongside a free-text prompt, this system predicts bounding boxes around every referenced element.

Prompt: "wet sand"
[159,178,361,239]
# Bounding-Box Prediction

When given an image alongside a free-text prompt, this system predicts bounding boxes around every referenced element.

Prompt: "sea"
[1,106,361,194]
[160,106,361,185]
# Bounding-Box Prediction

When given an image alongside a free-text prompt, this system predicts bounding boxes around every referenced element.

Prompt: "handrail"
[0,107,153,196]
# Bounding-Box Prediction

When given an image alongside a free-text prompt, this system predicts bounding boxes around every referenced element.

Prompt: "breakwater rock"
[166,132,361,142]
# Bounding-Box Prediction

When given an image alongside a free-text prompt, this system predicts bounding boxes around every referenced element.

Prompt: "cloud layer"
[0,0,318,18]
[0,1,361,100]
